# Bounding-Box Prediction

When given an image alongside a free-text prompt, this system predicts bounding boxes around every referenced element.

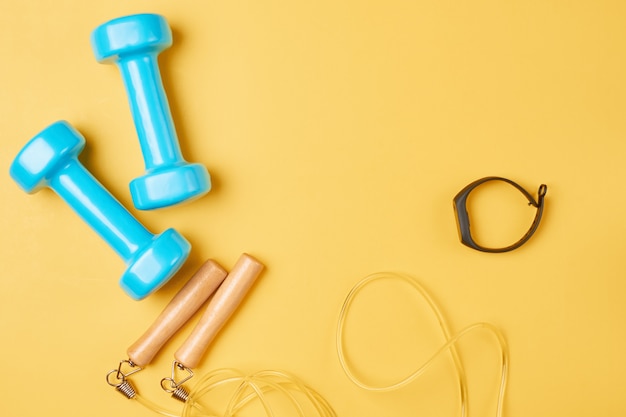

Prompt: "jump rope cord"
[136,395,181,417]
[134,368,336,417]
[335,272,508,417]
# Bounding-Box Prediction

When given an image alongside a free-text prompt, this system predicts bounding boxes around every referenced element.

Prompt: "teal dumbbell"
[9,121,191,300]
[91,13,211,210]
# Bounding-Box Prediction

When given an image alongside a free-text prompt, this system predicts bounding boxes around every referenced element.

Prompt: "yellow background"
[1,1,625,416]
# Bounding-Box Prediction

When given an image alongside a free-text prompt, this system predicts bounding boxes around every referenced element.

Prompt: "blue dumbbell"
[91,13,211,210]
[9,121,191,300]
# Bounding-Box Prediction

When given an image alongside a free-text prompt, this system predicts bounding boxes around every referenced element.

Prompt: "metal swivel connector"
[106,359,143,399]
[160,361,194,403]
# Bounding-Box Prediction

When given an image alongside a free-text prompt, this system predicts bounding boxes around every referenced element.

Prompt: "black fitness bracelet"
[453,176,547,253]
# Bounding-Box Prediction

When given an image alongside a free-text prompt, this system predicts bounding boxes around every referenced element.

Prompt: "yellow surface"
[1,1,625,416]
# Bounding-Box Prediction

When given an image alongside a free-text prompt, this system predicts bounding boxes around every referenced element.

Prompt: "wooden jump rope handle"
[175,253,265,369]
[127,260,228,367]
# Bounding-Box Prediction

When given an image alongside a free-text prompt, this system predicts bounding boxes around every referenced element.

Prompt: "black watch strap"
[453,176,547,253]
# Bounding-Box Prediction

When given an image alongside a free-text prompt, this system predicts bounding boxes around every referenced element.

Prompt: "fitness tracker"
[453,176,547,253]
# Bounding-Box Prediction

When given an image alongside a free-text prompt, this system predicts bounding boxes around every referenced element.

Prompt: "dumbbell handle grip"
[118,54,181,169]
[175,254,264,369]
[50,160,152,261]
[127,260,227,367]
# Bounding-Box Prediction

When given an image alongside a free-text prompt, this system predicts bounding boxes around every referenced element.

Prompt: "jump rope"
[107,258,508,417]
